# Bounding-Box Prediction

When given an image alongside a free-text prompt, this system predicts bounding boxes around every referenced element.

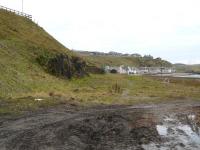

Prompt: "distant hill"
[75,50,172,68]
[174,64,200,73]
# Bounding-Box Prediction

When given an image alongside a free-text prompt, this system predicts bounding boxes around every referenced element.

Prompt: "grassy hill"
[174,64,200,73]
[76,51,172,68]
[0,9,87,98]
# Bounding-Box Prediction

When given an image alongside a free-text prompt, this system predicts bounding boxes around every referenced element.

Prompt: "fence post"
[0,5,32,20]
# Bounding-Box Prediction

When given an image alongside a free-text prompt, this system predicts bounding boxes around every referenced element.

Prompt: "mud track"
[0,101,200,150]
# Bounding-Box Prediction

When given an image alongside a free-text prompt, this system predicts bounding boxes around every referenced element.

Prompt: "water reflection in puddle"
[156,125,167,136]
[143,113,200,150]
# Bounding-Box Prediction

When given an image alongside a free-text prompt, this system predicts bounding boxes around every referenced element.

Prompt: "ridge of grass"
[78,53,172,68]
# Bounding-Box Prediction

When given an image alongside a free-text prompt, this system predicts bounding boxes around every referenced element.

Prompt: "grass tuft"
[110,83,123,94]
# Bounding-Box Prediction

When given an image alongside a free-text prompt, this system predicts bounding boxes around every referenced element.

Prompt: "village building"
[104,65,176,75]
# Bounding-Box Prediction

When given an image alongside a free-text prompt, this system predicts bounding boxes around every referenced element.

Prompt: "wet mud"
[0,102,200,150]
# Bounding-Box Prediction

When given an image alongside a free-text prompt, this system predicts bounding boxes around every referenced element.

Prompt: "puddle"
[188,114,196,120]
[143,113,200,150]
[156,125,167,136]
[34,98,44,101]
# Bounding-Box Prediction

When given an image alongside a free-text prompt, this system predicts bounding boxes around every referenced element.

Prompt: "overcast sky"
[1,0,200,64]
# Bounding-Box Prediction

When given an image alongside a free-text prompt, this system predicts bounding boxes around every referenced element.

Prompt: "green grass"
[1,73,200,115]
[0,96,72,116]
[74,74,200,106]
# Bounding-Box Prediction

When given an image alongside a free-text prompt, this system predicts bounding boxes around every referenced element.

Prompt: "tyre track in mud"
[0,101,200,150]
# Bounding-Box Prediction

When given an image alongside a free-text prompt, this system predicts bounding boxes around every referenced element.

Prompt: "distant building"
[131,53,142,57]
[104,65,176,75]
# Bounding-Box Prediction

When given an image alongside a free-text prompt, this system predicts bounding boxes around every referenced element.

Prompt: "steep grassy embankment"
[0,9,86,98]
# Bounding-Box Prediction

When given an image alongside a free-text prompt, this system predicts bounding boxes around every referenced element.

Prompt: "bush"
[86,66,105,74]
[36,52,52,66]
[110,69,117,74]
[37,53,87,79]
[71,56,87,77]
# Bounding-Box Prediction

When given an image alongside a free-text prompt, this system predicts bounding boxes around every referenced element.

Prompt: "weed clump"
[111,82,122,94]
[49,92,55,97]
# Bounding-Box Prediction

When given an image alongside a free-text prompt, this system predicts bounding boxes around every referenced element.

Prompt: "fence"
[0,5,32,20]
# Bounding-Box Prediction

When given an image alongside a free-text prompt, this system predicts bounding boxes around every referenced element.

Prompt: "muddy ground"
[0,101,200,150]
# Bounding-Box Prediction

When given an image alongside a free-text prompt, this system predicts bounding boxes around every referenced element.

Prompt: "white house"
[118,65,128,74]
[104,65,175,75]
[127,67,138,74]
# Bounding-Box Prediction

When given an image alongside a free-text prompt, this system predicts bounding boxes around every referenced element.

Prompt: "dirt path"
[0,101,200,150]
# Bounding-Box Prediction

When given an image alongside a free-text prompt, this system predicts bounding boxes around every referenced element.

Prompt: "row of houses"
[104,65,176,75]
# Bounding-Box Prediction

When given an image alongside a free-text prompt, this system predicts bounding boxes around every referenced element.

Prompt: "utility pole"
[22,0,24,12]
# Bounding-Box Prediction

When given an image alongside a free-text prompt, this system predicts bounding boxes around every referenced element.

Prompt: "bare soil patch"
[0,101,200,150]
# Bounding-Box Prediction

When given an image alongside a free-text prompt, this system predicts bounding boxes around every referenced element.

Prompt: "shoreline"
[152,73,200,79]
